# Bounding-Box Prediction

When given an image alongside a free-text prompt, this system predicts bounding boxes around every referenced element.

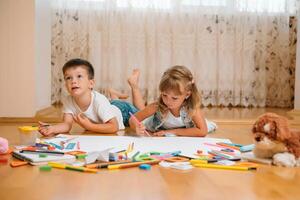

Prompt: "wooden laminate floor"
[1,106,300,200]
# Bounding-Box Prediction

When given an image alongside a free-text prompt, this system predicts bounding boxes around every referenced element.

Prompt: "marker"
[108,159,160,170]
[216,143,240,151]
[194,163,257,171]
[48,162,98,173]
[132,151,140,161]
[129,112,151,136]
[85,160,133,169]
[190,159,218,164]
[240,144,255,152]
[20,149,64,155]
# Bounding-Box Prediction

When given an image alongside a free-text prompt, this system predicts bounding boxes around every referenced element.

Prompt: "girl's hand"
[73,113,92,130]
[135,123,148,136]
[38,121,56,137]
[153,130,166,137]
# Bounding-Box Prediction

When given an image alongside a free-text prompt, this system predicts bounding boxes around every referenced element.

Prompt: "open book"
[12,150,76,165]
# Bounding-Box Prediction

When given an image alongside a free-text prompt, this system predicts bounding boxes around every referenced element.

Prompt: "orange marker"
[10,161,28,167]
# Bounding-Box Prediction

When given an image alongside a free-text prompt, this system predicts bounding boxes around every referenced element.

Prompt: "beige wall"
[0,0,51,117]
[295,12,300,110]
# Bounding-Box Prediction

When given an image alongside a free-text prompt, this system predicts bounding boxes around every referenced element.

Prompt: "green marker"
[39,153,48,158]
[39,165,52,171]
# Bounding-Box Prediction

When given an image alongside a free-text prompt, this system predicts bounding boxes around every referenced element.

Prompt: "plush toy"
[0,137,9,154]
[252,113,300,167]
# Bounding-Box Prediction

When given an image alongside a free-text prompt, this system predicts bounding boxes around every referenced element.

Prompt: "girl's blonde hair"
[158,65,201,117]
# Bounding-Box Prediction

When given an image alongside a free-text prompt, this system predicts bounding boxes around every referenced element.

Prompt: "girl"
[129,65,215,137]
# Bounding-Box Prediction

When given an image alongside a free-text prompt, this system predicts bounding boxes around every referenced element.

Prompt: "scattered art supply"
[76,154,87,159]
[65,143,76,150]
[193,163,257,171]
[159,161,193,170]
[10,160,28,167]
[170,163,193,170]
[240,144,255,152]
[0,137,9,154]
[0,158,8,163]
[18,126,39,146]
[39,154,48,158]
[39,165,52,171]
[215,160,236,166]
[66,151,87,156]
[49,142,63,150]
[164,156,189,162]
[60,137,77,148]
[216,143,240,151]
[239,152,272,165]
[139,164,151,170]
[12,150,75,165]
[85,160,132,169]
[20,149,65,155]
[221,148,234,153]
[223,142,243,147]
[48,162,98,173]
[164,133,177,137]
[190,159,218,165]
[108,159,160,170]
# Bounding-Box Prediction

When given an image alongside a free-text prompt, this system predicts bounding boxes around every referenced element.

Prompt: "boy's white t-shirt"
[62,90,125,130]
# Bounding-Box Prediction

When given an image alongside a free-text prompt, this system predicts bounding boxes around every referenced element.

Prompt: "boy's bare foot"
[108,88,129,100]
[127,69,140,89]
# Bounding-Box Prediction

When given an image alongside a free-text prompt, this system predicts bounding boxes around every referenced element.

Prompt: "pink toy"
[0,137,9,154]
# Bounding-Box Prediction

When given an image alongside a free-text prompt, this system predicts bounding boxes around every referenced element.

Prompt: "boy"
[39,58,144,136]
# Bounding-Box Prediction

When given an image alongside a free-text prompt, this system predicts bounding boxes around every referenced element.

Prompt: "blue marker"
[240,144,255,152]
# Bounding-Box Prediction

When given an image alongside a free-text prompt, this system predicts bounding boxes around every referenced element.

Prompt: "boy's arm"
[74,113,119,134]
[153,108,208,137]
[39,113,73,137]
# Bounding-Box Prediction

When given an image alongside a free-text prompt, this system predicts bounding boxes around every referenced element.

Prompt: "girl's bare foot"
[108,88,129,100]
[127,69,140,89]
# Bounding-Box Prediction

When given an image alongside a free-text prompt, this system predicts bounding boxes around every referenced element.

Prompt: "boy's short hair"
[62,58,94,79]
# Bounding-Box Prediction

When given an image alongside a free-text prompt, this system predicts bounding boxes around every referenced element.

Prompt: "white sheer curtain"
[51,0,299,107]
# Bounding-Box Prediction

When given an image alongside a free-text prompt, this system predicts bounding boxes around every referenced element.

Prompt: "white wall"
[35,0,51,111]
[0,0,51,117]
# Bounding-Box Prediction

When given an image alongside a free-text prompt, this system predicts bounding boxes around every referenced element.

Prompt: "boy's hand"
[73,113,92,130]
[38,121,56,137]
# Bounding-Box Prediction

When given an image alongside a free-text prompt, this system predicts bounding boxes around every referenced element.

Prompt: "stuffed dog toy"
[252,113,300,167]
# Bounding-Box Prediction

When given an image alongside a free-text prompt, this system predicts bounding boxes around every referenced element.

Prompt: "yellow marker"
[48,162,98,173]
[193,163,257,171]
[190,159,209,164]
